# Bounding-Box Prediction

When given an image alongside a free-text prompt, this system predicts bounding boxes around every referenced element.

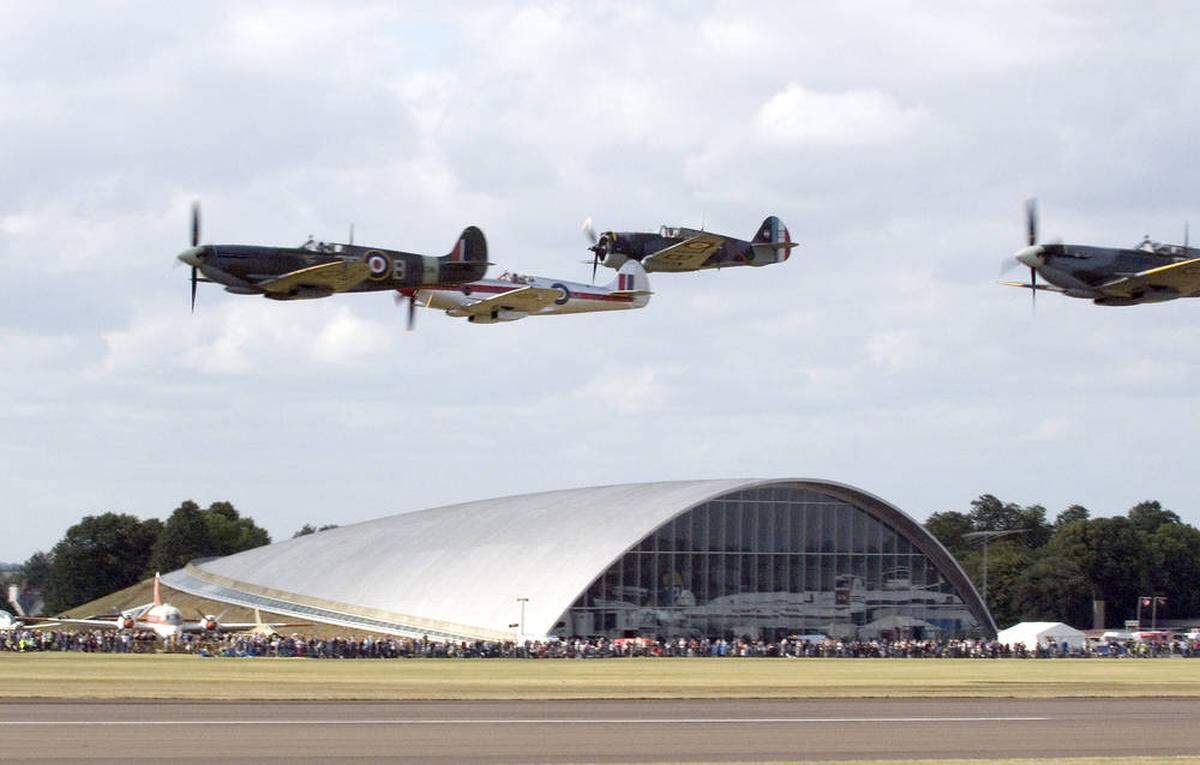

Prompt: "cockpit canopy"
[300,238,347,254]
[498,272,534,285]
[1136,238,1190,257]
[658,226,703,240]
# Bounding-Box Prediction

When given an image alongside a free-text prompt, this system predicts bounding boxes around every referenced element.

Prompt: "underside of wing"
[642,233,725,272]
[1099,257,1200,297]
[259,260,371,295]
[451,285,562,316]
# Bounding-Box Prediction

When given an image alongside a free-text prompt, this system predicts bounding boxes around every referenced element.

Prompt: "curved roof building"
[163,479,995,641]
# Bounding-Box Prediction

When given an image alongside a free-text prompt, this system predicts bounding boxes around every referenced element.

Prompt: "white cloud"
[98,302,394,377]
[755,84,932,147]
[865,330,922,370]
[575,366,670,415]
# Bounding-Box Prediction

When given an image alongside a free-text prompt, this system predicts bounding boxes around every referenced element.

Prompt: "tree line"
[8,501,334,615]
[925,495,1200,628]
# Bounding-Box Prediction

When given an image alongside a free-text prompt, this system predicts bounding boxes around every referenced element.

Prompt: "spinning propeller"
[999,197,1055,311]
[581,217,602,283]
[394,291,418,331]
[189,202,200,313]
[1024,197,1038,308]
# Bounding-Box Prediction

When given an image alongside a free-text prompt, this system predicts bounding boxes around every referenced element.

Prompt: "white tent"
[997,621,1086,650]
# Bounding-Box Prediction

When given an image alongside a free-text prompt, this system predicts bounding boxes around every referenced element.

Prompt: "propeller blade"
[190,266,198,313]
[191,201,201,247]
[406,295,416,331]
[581,217,598,246]
[1030,266,1037,312]
[592,251,599,284]
[1024,197,1038,246]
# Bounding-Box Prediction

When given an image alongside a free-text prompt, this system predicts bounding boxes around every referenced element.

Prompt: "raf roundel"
[552,283,571,305]
[364,251,391,280]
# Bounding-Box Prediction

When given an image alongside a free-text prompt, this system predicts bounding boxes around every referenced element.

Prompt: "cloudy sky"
[2,2,1199,562]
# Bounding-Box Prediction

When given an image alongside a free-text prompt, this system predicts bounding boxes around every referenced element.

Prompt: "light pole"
[962,529,1026,609]
[515,597,529,638]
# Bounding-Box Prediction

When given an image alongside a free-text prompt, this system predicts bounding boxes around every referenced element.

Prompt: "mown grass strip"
[2,654,1199,700]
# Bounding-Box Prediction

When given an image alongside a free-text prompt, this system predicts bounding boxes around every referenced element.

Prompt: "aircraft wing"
[209,621,309,632]
[642,232,726,272]
[454,286,562,316]
[258,260,372,295]
[1099,257,1200,297]
[23,617,117,629]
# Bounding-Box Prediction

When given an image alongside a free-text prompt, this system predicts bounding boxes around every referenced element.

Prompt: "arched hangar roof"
[164,479,994,640]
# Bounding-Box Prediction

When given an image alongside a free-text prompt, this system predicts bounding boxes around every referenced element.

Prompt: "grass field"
[2,654,1199,700]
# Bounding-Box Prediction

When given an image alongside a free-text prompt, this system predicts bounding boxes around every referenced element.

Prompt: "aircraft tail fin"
[750,215,797,262]
[607,260,652,304]
[153,572,162,607]
[439,226,489,281]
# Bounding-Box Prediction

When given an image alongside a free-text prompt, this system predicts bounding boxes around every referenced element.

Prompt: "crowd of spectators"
[3,628,1198,659]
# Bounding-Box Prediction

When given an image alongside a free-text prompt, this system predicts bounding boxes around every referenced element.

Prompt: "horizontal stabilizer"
[751,240,800,250]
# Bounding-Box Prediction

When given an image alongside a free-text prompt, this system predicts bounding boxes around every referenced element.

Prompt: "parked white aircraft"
[404,259,651,326]
[25,573,303,639]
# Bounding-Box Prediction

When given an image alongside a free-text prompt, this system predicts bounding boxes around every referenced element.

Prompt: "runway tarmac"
[0,697,1194,763]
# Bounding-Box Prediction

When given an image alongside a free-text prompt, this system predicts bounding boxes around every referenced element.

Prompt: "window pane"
[790,503,804,553]
[852,509,867,553]
[691,507,708,552]
[774,504,790,552]
[739,506,748,553]
[725,504,741,552]
[836,507,852,552]
[774,555,788,594]
[757,505,773,551]
[805,504,821,553]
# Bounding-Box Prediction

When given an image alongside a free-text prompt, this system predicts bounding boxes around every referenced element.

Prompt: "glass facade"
[556,483,983,640]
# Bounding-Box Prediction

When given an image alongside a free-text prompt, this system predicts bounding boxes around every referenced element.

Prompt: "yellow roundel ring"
[364,250,391,280]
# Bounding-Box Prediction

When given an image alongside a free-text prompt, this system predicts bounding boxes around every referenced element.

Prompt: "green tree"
[959,542,1034,627]
[42,514,161,613]
[293,523,339,538]
[1050,516,1148,625]
[1015,504,1053,549]
[1127,500,1181,536]
[967,495,1024,532]
[22,551,53,590]
[923,511,973,557]
[1054,505,1090,528]
[1011,555,1093,627]
[1146,522,1200,620]
[147,500,270,574]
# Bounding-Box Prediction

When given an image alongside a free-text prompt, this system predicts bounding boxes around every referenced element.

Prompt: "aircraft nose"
[177,246,206,267]
[1015,245,1044,268]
